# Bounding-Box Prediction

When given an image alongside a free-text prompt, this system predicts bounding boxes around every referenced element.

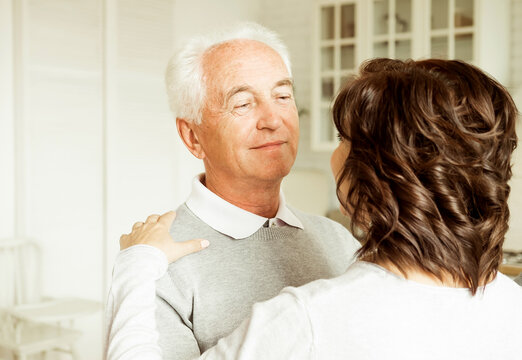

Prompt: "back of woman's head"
[333,58,518,294]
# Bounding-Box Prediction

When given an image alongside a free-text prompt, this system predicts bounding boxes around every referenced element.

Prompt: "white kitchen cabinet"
[312,0,511,150]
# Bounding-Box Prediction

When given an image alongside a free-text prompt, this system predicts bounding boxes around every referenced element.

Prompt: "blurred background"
[1,0,521,359]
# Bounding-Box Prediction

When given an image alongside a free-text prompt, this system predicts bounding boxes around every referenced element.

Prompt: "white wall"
[1,1,261,359]
[0,0,15,240]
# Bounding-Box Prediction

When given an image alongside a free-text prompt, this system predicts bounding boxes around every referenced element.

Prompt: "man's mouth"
[251,141,286,150]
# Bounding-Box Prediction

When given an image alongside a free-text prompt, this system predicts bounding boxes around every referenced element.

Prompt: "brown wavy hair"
[333,59,518,294]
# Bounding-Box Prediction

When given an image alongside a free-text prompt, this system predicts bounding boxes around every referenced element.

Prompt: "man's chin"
[251,165,293,183]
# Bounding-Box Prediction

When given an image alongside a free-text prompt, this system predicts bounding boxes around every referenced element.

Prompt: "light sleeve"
[104,245,168,360]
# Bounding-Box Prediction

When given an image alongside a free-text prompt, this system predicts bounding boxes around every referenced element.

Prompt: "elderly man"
[106,23,360,359]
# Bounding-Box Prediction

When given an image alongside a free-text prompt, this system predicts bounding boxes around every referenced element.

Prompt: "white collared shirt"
[185,174,303,239]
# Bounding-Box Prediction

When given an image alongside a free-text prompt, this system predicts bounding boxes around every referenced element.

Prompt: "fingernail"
[201,240,210,248]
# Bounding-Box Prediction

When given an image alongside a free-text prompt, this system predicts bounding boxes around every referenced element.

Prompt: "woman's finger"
[158,211,176,227]
[132,221,144,230]
[169,239,209,263]
[119,234,128,249]
[145,214,160,223]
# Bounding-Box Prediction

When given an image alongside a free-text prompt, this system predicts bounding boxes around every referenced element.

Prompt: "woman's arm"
[105,245,168,360]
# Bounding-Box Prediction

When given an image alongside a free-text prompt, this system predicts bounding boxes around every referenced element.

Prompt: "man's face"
[194,40,299,185]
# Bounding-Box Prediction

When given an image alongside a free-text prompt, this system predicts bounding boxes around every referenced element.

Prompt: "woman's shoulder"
[289,262,522,313]
[487,272,522,300]
[284,261,394,307]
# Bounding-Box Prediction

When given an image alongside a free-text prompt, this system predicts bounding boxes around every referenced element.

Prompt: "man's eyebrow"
[224,85,252,102]
[274,78,294,89]
[223,78,294,103]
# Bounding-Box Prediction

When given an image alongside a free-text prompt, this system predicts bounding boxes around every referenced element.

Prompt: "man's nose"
[256,101,283,130]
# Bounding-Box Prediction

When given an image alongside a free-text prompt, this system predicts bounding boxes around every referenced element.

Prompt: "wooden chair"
[0,310,81,360]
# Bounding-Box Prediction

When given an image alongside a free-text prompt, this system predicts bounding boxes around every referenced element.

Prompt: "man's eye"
[232,102,253,115]
[277,94,292,102]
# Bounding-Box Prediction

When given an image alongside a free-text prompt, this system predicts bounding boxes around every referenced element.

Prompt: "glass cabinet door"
[371,0,413,60]
[316,1,358,147]
[430,0,474,61]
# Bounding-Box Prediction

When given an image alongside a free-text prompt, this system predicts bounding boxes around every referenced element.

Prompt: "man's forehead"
[203,40,290,96]
[202,39,285,75]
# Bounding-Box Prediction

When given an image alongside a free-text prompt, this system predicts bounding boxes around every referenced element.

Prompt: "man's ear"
[176,118,206,159]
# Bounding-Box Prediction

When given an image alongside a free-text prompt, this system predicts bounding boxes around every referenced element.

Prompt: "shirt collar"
[185,174,304,239]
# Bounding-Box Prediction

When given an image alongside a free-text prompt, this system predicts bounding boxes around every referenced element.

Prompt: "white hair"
[165,22,292,124]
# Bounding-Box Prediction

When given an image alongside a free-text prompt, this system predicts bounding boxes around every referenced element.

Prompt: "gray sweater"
[155,204,360,359]
[515,273,522,286]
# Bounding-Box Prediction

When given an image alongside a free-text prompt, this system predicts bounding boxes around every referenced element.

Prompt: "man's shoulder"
[290,206,350,234]
[158,204,212,294]
[164,203,234,269]
[171,203,199,225]
[291,206,361,252]
[169,203,221,240]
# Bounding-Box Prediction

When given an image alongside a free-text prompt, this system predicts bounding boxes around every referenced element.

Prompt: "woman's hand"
[120,211,209,263]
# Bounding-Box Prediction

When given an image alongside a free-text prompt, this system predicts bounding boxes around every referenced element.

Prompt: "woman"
[106,59,522,359]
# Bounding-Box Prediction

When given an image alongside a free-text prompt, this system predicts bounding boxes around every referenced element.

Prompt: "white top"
[105,245,522,360]
[186,174,303,239]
